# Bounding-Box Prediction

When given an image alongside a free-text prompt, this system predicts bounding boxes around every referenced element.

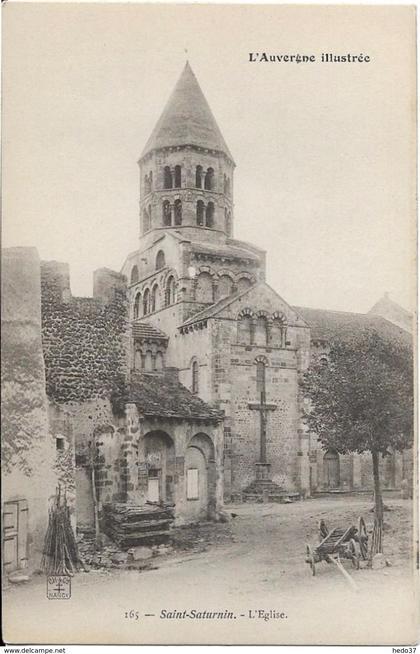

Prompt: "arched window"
[133,292,141,319]
[238,314,252,344]
[225,208,232,236]
[151,284,159,313]
[156,250,165,270]
[164,166,172,189]
[144,175,150,195]
[144,350,153,371]
[196,272,213,303]
[256,360,266,397]
[130,265,139,285]
[165,276,176,306]
[205,202,214,228]
[174,165,181,188]
[134,349,143,370]
[271,315,286,347]
[143,208,151,233]
[191,360,199,394]
[215,274,233,300]
[174,199,182,225]
[155,351,164,370]
[195,165,203,188]
[162,201,171,226]
[237,277,252,294]
[204,167,214,190]
[255,316,268,346]
[196,200,204,226]
[143,288,150,315]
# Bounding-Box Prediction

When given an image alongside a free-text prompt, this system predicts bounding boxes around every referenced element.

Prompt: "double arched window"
[196,201,215,227]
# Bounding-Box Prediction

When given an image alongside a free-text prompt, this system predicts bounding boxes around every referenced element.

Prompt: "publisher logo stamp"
[47,575,71,599]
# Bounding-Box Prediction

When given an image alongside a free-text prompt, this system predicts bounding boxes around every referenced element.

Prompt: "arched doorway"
[323,449,340,489]
[144,431,175,504]
[185,433,215,521]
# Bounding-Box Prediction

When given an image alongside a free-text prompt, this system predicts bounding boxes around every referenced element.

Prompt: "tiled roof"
[141,63,234,162]
[293,306,412,345]
[190,240,260,262]
[129,371,223,421]
[132,322,168,341]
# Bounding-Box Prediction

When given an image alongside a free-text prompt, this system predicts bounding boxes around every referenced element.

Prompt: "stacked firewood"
[102,503,174,549]
[41,486,81,575]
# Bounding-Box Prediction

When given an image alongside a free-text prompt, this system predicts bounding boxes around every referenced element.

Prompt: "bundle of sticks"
[41,485,81,575]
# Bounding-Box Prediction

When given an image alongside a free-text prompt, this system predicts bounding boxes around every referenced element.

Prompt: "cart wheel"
[349,538,360,569]
[358,516,368,560]
[305,544,316,576]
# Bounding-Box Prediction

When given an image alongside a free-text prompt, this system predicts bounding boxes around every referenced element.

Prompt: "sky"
[2,4,416,313]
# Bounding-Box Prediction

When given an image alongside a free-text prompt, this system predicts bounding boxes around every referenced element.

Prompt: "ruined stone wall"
[2,248,58,570]
[41,262,129,407]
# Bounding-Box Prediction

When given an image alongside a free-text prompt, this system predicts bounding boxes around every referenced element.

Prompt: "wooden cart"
[305,516,368,578]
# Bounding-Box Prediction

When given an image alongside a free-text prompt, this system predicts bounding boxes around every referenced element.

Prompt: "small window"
[174,199,182,225]
[204,167,214,191]
[195,165,203,189]
[56,437,65,451]
[196,201,204,226]
[133,292,141,319]
[256,360,266,396]
[187,468,199,500]
[156,250,165,270]
[164,166,172,189]
[205,202,214,228]
[130,265,139,285]
[162,201,172,226]
[192,360,199,394]
[174,165,182,188]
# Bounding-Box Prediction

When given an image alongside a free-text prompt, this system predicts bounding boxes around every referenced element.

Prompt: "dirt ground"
[3,495,419,645]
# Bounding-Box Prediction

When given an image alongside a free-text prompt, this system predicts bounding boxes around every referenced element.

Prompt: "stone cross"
[248,390,277,464]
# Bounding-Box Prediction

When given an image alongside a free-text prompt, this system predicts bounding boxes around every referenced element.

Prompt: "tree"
[301,328,413,555]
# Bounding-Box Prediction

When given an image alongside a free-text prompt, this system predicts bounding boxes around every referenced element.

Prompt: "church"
[120,61,412,504]
[2,62,412,574]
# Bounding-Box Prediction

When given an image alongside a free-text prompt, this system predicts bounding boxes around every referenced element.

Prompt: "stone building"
[2,63,414,575]
[121,61,413,500]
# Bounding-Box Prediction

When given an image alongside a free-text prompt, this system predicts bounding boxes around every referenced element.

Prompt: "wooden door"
[3,499,28,572]
[324,451,340,489]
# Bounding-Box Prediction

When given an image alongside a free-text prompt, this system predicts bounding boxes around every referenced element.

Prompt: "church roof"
[141,62,234,162]
[132,321,168,341]
[128,371,223,421]
[293,306,412,345]
[189,240,260,262]
[368,293,413,332]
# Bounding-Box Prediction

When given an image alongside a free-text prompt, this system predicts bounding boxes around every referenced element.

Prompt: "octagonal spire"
[141,62,234,163]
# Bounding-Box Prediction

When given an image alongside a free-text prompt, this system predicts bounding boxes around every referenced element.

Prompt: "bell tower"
[138,63,235,242]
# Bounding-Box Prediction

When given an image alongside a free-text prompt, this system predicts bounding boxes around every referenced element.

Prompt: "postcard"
[2,3,418,646]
